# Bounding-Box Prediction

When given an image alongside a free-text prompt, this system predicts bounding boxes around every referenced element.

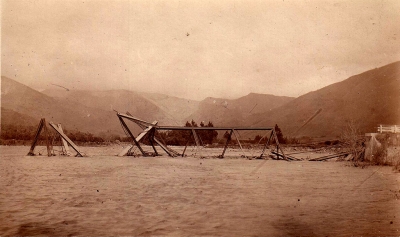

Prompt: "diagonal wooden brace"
[49,122,84,157]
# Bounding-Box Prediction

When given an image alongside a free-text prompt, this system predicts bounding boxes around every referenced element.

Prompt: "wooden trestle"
[116,112,288,160]
[27,118,84,157]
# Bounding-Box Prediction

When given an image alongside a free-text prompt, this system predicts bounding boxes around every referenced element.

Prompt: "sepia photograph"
[1,0,400,236]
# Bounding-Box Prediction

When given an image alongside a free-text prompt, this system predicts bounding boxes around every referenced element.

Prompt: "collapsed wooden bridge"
[27,118,84,157]
[116,112,289,160]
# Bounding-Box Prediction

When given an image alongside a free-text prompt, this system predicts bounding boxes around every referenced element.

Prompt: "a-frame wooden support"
[117,116,159,157]
[28,119,83,157]
[117,113,181,157]
[258,128,287,160]
[28,118,52,156]
[118,116,146,156]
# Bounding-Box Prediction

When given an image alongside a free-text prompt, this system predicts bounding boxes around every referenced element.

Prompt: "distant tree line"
[1,124,37,141]
[0,124,117,145]
[252,125,301,145]
[156,120,218,146]
[1,122,309,146]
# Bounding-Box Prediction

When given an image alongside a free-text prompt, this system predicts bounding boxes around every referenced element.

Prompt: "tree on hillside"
[202,121,218,144]
[190,120,198,127]
[159,120,218,146]
[274,124,285,144]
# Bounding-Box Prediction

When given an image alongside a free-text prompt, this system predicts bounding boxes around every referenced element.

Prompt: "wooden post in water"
[57,124,70,156]
[27,118,52,156]
[232,129,247,159]
[191,129,202,157]
[259,130,274,158]
[271,128,287,161]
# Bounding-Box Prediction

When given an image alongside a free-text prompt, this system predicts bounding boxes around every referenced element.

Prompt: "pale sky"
[2,0,400,100]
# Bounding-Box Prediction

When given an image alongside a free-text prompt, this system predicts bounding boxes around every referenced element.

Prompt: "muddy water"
[1,146,399,236]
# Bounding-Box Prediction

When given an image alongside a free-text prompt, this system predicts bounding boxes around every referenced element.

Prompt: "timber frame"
[27,118,84,157]
[116,112,288,160]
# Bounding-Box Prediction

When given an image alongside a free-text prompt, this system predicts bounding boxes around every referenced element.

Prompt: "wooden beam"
[191,129,202,157]
[49,122,84,157]
[271,128,287,161]
[148,128,158,156]
[157,126,274,131]
[118,113,156,127]
[232,129,247,159]
[118,117,146,156]
[27,118,52,156]
[259,130,274,158]
[43,121,52,156]
[153,137,177,157]
[136,121,158,142]
[271,151,301,161]
[57,124,71,156]
[117,120,157,156]
[118,144,133,157]
[182,139,190,157]
[28,118,45,155]
[126,112,147,130]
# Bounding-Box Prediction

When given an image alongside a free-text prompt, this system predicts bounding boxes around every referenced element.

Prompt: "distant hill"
[1,77,124,136]
[41,89,199,126]
[1,107,37,127]
[2,61,399,141]
[1,77,199,139]
[185,93,294,126]
[41,89,173,124]
[249,61,400,138]
[138,92,200,125]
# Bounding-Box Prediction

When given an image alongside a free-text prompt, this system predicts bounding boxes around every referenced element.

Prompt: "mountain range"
[247,61,400,138]
[1,61,399,139]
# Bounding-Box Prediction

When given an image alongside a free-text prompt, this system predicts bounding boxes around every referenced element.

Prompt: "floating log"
[308,152,349,161]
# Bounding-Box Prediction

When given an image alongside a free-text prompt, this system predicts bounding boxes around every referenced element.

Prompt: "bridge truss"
[116,112,289,160]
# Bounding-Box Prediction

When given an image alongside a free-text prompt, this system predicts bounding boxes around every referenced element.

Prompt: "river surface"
[1,145,399,236]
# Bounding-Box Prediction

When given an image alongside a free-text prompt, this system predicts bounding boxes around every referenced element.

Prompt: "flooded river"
[1,145,399,236]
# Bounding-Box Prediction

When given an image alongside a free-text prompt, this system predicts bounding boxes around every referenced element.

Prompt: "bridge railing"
[377,125,400,133]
